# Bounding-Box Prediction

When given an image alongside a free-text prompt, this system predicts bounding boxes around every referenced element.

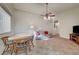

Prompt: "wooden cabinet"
[70,33,79,44]
[76,36,79,44]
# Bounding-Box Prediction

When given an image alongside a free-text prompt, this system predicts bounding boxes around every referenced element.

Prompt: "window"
[0,6,11,34]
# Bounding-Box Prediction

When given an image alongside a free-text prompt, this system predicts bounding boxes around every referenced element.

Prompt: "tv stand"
[70,33,79,44]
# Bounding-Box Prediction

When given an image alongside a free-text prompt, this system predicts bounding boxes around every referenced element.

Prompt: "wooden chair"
[13,39,28,54]
[13,37,34,54]
[26,36,34,50]
[1,36,14,55]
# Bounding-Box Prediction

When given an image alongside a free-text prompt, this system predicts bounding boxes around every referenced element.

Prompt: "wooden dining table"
[8,33,34,54]
[8,33,33,41]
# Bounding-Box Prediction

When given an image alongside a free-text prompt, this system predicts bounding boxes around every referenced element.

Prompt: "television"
[73,26,79,34]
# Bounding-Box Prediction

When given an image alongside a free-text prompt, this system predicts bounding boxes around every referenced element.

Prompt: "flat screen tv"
[73,26,79,34]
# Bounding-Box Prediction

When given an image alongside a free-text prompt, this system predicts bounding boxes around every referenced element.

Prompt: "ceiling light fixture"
[43,3,55,20]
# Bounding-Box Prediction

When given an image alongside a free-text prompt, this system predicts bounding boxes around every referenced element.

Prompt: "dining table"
[7,33,34,54]
[8,33,33,41]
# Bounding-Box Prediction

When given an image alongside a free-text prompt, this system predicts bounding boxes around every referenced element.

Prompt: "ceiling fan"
[42,3,55,20]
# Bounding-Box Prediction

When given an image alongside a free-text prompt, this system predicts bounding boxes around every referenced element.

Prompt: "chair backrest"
[14,39,26,44]
[1,36,9,45]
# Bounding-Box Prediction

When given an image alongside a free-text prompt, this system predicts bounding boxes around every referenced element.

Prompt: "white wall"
[57,7,79,39]
[14,10,54,34]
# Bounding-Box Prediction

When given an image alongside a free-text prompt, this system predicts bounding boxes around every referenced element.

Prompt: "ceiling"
[13,3,79,15]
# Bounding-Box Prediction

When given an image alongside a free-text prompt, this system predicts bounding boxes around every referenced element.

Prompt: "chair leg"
[26,41,31,52]
[11,50,13,55]
[15,50,18,55]
[13,44,18,55]
[2,49,5,55]
[10,46,14,55]
[2,45,9,55]
[31,40,34,47]
[13,48,18,55]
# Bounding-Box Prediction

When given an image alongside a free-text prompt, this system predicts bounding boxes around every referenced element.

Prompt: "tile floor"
[1,36,79,55]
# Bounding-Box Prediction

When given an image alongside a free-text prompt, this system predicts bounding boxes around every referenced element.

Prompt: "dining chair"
[13,39,28,54]
[28,36,34,48]
[1,36,14,55]
[13,37,34,55]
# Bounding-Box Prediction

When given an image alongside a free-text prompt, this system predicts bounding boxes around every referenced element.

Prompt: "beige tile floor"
[29,37,79,55]
[1,36,79,55]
